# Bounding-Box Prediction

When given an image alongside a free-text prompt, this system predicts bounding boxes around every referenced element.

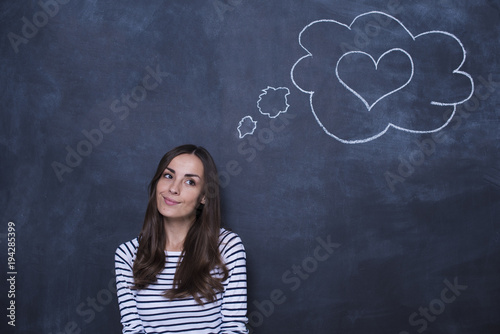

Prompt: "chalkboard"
[1,0,500,333]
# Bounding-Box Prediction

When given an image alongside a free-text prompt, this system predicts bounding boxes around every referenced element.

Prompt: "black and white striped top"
[115,228,248,333]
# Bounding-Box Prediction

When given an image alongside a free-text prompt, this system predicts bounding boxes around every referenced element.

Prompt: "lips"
[163,197,180,206]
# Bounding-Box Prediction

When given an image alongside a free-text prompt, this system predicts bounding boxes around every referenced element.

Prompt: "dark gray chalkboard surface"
[1,0,500,333]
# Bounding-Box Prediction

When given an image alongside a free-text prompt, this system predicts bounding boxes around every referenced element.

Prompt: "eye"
[186,179,196,186]
[163,173,173,179]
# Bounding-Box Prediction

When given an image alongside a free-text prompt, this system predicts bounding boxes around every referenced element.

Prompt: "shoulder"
[115,237,139,263]
[219,228,246,260]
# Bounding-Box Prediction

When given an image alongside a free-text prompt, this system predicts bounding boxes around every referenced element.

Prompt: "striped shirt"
[115,228,249,333]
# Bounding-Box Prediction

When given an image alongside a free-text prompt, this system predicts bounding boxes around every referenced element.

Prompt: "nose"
[169,181,180,195]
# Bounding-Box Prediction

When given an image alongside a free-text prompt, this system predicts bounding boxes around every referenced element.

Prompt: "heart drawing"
[335,48,414,111]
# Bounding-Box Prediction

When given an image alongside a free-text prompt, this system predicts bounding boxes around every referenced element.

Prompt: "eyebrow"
[165,167,201,179]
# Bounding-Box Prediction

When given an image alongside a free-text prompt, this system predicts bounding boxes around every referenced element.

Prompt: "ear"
[200,196,206,205]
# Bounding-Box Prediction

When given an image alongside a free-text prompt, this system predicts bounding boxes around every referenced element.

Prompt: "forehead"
[167,154,204,175]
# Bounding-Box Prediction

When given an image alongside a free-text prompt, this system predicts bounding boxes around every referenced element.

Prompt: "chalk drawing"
[237,116,257,138]
[237,86,291,139]
[336,48,414,111]
[257,86,291,118]
[290,11,475,144]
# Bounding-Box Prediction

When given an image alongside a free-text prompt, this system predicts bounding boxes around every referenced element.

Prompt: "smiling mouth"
[164,197,180,206]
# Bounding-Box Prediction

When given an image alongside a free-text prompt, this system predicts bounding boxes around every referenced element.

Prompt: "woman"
[115,144,248,333]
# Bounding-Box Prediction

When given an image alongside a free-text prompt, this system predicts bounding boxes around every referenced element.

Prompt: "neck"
[163,217,195,252]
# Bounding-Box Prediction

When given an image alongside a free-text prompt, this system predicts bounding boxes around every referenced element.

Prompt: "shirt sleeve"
[219,231,249,334]
[115,241,146,334]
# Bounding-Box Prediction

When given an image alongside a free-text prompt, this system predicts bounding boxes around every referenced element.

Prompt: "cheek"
[155,183,165,202]
[187,192,201,204]
[156,179,170,196]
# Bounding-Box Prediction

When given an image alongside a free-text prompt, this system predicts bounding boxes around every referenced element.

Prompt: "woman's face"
[156,153,205,224]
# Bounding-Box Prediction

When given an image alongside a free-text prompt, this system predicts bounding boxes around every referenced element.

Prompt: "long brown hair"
[132,144,228,304]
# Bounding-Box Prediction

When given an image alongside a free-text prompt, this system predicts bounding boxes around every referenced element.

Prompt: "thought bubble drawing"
[290,11,474,144]
[237,116,257,138]
[257,86,291,118]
